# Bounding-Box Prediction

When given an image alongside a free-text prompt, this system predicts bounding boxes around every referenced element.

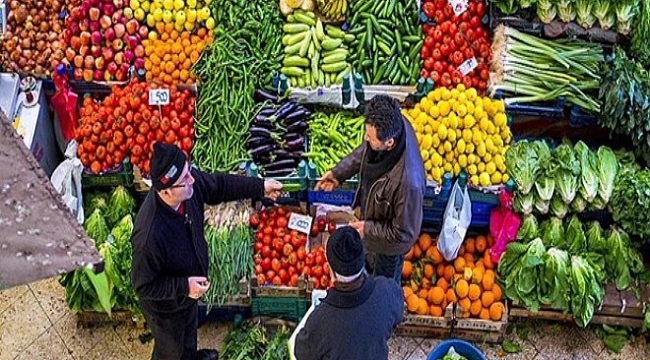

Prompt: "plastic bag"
[438,179,471,261]
[489,189,521,264]
[50,140,84,224]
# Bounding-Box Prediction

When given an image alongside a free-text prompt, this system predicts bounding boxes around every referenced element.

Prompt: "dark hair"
[364,95,403,141]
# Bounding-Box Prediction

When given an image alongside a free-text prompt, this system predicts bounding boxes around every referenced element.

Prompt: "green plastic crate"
[251,296,309,322]
[81,159,134,188]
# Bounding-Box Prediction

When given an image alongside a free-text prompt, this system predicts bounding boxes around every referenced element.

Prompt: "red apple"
[105,28,116,42]
[119,62,130,74]
[62,29,72,43]
[68,21,80,35]
[125,35,138,49]
[70,36,81,51]
[84,55,95,69]
[91,45,102,58]
[114,23,125,38]
[133,44,144,58]
[89,21,100,33]
[80,1,91,16]
[91,31,102,45]
[70,7,82,21]
[125,19,139,35]
[94,57,105,70]
[113,0,124,8]
[65,48,76,62]
[79,45,90,57]
[73,68,83,81]
[93,69,104,81]
[123,49,134,63]
[102,47,114,62]
[80,18,90,32]
[80,32,91,46]
[111,38,124,51]
[111,10,123,25]
[82,69,94,82]
[88,7,100,21]
[102,4,114,15]
[115,69,126,81]
[138,25,148,39]
[107,61,118,75]
[73,55,84,68]
[134,57,144,69]
[100,15,112,30]
[114,51,124,65]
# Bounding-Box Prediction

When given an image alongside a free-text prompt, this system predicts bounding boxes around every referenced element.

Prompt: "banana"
[317,0,347,21]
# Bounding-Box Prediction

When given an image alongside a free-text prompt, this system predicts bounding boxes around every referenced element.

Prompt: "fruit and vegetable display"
[346,0,422,85]
[506,140,619,216]
[60,0,147,82]
[132,0,215,33]
[304,111,364,176]
[250,206,333,290]
[190,1,283,173]
[499,214,645,327]
[203,201,255,307]
[402,233,506,321]
[420,0,491,92]
[60,187,139,315]
[490,0,640,33]
[280,11,354,88]
[403,84,511,186]
[247,97,310,177]
[75,81,195,174]
[0,0,65,76]
[490,25,603,112]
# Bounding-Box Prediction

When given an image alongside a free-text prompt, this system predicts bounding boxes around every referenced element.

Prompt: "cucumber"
[281,67,305,77]
[283,23,310,33]
[344,34,356,43]
[285,42,302,55]
[311,27,321,51]
[282,32,307,46]
[283,56,310,68]
[311,51,320,77]
[321,38,343,51]
[315,19,325,40]
[322,53,348,64]
[325,25,345,39]
[321,62,347,73]
[293,12,316,26]
[299,32,311,57]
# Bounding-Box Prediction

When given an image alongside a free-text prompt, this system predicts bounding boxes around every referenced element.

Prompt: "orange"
[455,279,469,298]
[454,257,466,273]
[436,277,449,292]
[483,250,495,269]
[489,302,504,321]
[481,291,495,307]
[421,277,431,290]
[164,23,174,33]
[458,246,465,256]
[430,305,443,317]
[470,299,482,316]
[475,235,488,253]
[412,244,423,259]
[492,284,502,301]
[428,286,445,305]
[418,233,433,251]
[468,284,481,301]
[424,264,435,279]
[446,288,457,303]
[463,253,475,266]
[443,265,455,282]
[458,297,471,311]
[197,28,207,37]
[405,246,414,261]
[461,310,471,319]
[472,268,484,285]
[436,263,446,278]
[403,286,414,300]
[402,260,413,280]
[464,237,476,254]
[487,233,495,247]
[416,298,429,315]
[429,246,443,264]
[406,294,419,313]
[479,308,490,320]
[482,270,495,291]
[418,288,428,300]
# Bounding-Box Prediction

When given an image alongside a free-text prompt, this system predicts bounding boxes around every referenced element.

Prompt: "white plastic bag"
[50,140,84,224]
[437,179,472,261]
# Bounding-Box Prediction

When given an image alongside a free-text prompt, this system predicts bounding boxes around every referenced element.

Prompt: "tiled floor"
[1,278,649,360]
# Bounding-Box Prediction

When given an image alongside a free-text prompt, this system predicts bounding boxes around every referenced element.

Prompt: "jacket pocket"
[373,194,392,219]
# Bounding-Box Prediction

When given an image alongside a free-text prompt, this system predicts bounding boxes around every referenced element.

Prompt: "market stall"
[2,0,650,357]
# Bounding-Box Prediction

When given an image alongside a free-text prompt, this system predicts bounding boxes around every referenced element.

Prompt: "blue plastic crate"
[569,105,597,128]
[494,90,565,120]
[306,163,358,207]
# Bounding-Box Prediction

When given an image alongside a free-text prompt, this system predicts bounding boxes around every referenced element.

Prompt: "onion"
[51,22,61,33]
[36,40,46,51]
[21,38,31,49]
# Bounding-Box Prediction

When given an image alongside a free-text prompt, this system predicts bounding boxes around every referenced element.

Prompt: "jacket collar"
[321,275,375,309]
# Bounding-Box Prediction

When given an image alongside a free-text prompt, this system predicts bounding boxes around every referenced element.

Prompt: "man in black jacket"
[131,143,282,360]
[294,227,404,360]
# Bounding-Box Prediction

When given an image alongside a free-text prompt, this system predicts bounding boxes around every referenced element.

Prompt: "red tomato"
[250,214,260,228]
[290,274,299,287]
[273,238,284,252]
[327,221,336,234]
[296,261,305,273]
[424,36,435,49]
[315,253,325,266]
[312,265,323,278]
[312,277,320,289]
[262,245,272,258]
[288,265,297,277]
[291,235,303,249]
[257,274,266,285]
[420,46,430,59]
[253,242,263,253]
[310,224,320,237]
[320,275,330,289]
[276,216,288,229]
[283,243,293,257]
[266,270,276,280]
[420,69,430,79]
[297,246,306,261]
[262,234,272,246]
[430,70,440,83]
[424,57,435,71]
[272,276,282,286]
[262,258,271,271]
[271,258,281,272]
[316,217,327,231]
[278,269,288,284]
[255,264,263,275]
[422,2,435,18]
[305,253,315,267]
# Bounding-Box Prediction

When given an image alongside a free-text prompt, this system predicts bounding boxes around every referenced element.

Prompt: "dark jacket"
[331,118,426,256]
[131,168,264,315]
[294,276,404,360]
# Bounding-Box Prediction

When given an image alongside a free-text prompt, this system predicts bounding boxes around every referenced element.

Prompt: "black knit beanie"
[150,143,186,190]
[326,226,365,276]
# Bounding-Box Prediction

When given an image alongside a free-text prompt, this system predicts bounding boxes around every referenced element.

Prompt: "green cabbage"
[574,141,599,202]
[550,195,569,218]
[506,140,546,195]
[513,191,534,215]
[586,221,607,253]
[542,248,570,312]
[566,215,587,254]
[83,208,110,247]
[84,191,109,219]
[570,194,588,213]
[596,146,618,204]
[517,214,539,243]
[106,185,136,227]
[605,227,643,290]
[553,144,580,204]
[505,238,546,312]
[540,217,565,248]
[535,142,556,202]
[570,255,604,328]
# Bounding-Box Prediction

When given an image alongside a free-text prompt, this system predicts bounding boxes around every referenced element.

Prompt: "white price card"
[288,212,313,235]
[458,57,478,77]
[149,88,170,106]
[448,0,469,16]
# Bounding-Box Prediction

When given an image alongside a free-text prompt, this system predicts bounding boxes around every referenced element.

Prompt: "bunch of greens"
[491,0,519,14]
[557,0,577,23]
[500,238,547,312]
[220,322,290,360]
[552,144,580,205]
[569,255,605,327]
[630,0,650,69]
[105,215,139,315]
[598,47,650,164]
[615,0,640,34]
[506,140,548,196]
[593,0,616,29]
[106,185,136,227]
[609,168,650,246]
[83,208,110,247]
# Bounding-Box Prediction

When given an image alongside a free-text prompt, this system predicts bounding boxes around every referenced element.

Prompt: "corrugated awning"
[0,109,100,290]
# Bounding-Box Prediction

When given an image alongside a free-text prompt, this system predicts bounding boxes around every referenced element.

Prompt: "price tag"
[288,213,313,235]
[316,87,324,96]
[457,56,478,77]
[149,89,170,106]
[448,0,468,16]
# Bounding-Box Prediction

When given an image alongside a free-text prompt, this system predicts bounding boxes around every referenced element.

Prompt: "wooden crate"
[251,276,312,299]
[77,309,134,328]
[395,306,452,339]
[452,302,508,343]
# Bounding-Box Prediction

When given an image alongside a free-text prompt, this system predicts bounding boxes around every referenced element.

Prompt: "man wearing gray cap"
[294,226,404,360]
[131,143,282,360]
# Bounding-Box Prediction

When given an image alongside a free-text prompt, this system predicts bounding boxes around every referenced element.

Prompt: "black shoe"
[195,349,218,360]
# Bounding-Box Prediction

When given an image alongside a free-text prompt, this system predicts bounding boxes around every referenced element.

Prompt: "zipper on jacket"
[185,211,207,275]
[364,177,387,216]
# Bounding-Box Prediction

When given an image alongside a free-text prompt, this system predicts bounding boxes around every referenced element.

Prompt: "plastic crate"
[493,90,565,120]
[306,164,358,206]
[569,105,597,128]
[244,161,308,206]
[487,2,542,36]
[198,302,251,325]
[81,159,134,188]
[251,296,309,322]
[427,339,487,360]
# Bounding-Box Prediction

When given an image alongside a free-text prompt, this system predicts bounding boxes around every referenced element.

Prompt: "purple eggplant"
[275,149,303,159]
[282,132,302,141]
[264,158,297,171]
[254,89,279,103]
[247,136,274,148]
[273,101,298,121]
[250,143,275,157]
[251,118,276,130]
[286,121,308,133]
[283,108,309,124]
[283,137,304,151]
[249,126,274,138]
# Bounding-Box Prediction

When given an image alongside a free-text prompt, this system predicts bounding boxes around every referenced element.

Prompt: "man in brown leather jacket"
[316,95,426,282]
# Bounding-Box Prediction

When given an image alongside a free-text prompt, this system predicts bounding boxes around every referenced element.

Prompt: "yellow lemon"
[491,172,502,184]
[449,113,459,129]
[479,117,490,132]
[432,152,443,167]
[476,142,487,157]
[458,154,468,168]
[462,129,473,143]
[424,124,433,135]
[494,100,506,113]
[456,83,466,92]
[483,153,492,162]
[466,88,478,102]
[466,143,475,155]
[432,88,443,101]
[453,163,461,176]
[458,92,468,104]
[478,162,486,173]
[438,123,448,140]
[432,134,441,147]
[472,129,483,144]
[424,160,432,171]
[494,113,507,127]
[467,154,477,165]
[468,164,478,175]
[450,89,459,100]
[421,134,433,149]
[457,104,468,117]
[443,141,453,153]
[471,174,480,186]
[502,173,510,183]
[441,88,452,100]
[499,163,507,173]
[487,122,496,135]
[420,97,432,114]
[444,163,453,174]
[463,114,476,129]
[474,106,485,121]
[410,107,421,120]
[457,139,466,154]
[466,101,475,116]
[474,97,484,109]
[485,138,495,153]
[431,167,442,182]
[439,101,451,117]
[493,154,504,168]
[493,135,504,148]
[416,112,429,125]
[483,99,493,116]
[429,105,440,118]
[447,129,457,142]
[479,173,491,187]
[486,162,496,175]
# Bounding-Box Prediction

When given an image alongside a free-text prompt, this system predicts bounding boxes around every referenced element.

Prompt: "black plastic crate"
[81,159,134,188]
[251,296,309,322]
[494,90,566,120]
[569,105,597,128]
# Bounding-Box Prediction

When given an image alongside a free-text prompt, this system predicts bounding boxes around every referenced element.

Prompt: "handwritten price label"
[288,213,313,235]
[458,57,478,77]
[149,89,170,106]
[448,0,468,16]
